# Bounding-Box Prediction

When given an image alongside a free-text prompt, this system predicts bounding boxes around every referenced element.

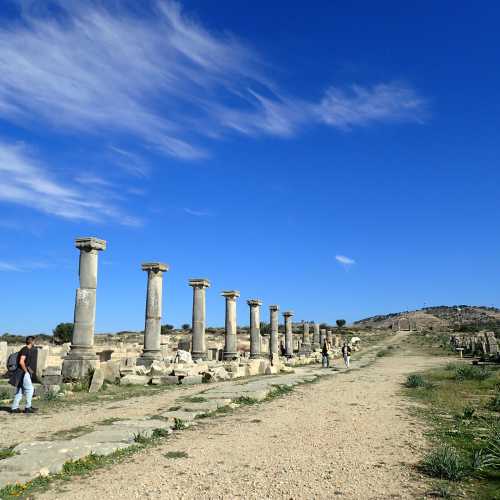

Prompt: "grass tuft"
[164,451,188,459]
[0,447,16,461]
[405,374,427,388]
[421,446,466,481]
[173,418,187,430]
[454,365,491,382]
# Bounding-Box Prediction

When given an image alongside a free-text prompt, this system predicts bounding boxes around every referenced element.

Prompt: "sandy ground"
[38,348,447,499]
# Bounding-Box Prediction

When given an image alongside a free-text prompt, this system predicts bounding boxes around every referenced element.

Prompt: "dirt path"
[39,349,447,499]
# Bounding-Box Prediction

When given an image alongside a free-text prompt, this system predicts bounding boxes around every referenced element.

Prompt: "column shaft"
[190,279,210,361]
[248,300,262,359]
[222,291,239,360]
[269,306,279,355]
[284,312,294,357]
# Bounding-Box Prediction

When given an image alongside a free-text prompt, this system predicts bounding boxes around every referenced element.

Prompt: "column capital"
[247,298,262,307]
[283,310,294,317]
[189,278,211,288]
[269,304,279,311]
[142,262,169,273]
[75,237,106,251]
[221,290,240,299]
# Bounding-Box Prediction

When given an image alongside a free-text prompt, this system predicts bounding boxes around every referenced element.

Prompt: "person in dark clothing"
[9,336,38,414]
[341,343,352,368]
[321,340,330,368]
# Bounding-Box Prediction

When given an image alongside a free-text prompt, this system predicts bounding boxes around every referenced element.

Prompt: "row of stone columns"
[62,237,329,378]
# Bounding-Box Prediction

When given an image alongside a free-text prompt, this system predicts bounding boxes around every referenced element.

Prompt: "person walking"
[341,343,352,368]
[9,336,38,414]
[321,340,330,368]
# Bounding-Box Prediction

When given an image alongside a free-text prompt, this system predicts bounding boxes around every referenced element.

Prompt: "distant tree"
[161,324,175,335]
[336,319,346,329]
[53,322,73,344]
[260,322,271,336]
[181,323,190,331]
[319,323,328,330]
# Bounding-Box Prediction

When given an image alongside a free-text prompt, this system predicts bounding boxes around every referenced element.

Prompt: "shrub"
[476,424,500,473]
[454,365,491,381]
[421,446,466,481]
[487,393,500,412]
[181,324,190,331]
[405,374,426,388]
[160,324,174,335]
[0,388,11,400]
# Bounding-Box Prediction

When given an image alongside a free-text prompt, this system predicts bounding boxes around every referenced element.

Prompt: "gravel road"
[38,350,445,499]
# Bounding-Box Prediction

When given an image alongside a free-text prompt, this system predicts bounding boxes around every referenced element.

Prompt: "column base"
[191,351,207,361]
[249,353,262,359]
[137,351,162,368]
[223,352,238,361]
[62,357,98,381]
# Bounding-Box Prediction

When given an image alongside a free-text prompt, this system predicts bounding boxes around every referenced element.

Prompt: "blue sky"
[1,0,499,334]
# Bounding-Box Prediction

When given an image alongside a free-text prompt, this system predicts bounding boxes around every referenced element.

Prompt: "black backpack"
[7,352,18,372]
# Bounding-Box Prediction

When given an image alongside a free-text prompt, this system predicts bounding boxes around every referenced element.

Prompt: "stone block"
[42,374,62,386]
[179,375,203,385]
[159,375,180,385]
[89,368,104,393]
[62,358,98,381]
[100,360,121,383]
[120,374,150,386]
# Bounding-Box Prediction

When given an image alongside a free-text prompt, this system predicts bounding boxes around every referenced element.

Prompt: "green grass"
[173,418,187,430]
[50,425,94,440]
[265,385,294,400]
[405,364,500,499]
[405,374,428,388]
[0,387,11,400]
[164,451,188,459]
[233,396,259,406]
[181,396,206,403]
[0,446,16,461]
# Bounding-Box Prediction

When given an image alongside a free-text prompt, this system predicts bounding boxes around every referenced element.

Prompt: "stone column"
[283,311,294,358]
[320,328,327,348]
[222,290,240,360]
[62,237,106,380]
[247,299,263,359]
[327,330,333,346]
[269,305,280,356]
[300,322,311,355]
[312,322,320,351]
[139,263,168,365]
[189,279,211,361]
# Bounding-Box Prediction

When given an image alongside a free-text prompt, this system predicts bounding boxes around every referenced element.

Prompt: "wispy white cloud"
[0,1,427,161]
[0,142,141,225]
[0,260,49,272]
[184,207,213,217]
[316,83,426,129]
[335,255,356,266]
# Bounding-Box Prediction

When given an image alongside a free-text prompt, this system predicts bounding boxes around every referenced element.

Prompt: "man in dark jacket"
[9,336,38,414]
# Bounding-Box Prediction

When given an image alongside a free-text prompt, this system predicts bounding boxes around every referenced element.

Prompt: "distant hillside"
[354,305,500,331]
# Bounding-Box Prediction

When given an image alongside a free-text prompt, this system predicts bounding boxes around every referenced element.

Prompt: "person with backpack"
[321,339,330,368]
[8,336,38,414]
[341,343,352,368]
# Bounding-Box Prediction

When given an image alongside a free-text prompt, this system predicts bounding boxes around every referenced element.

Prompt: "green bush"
[0,388,11,400]
[421,446,466,481]
[405,374,427,388]
[487,393,500,412]
[454,365,491,381]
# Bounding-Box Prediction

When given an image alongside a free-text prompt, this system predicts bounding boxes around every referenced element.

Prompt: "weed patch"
[164,451,188,459]
[0,446,16,461]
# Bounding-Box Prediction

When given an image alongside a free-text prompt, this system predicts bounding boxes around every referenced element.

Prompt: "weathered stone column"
[269,305,280,355]
[300,322,311,355]
[327,330,333,346]
[139,263,168,364]
[320,328,327,348]
[189,279,211,361]
[222,290,240,360]
[283,311,294,358]
[62,237,106,380]
[247,299,263,359]
[312,322,320,351]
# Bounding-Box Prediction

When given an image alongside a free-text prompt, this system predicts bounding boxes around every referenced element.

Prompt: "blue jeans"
[11,372,34,410]
[322,354,329,368]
